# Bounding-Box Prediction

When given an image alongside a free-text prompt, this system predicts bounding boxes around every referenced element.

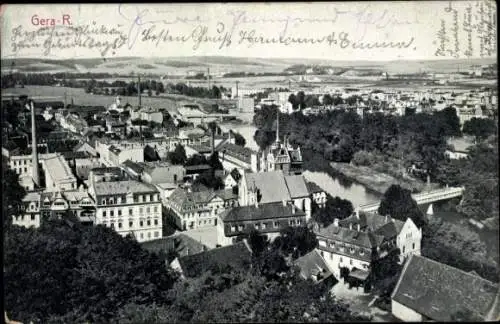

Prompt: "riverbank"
[329,162,440,195]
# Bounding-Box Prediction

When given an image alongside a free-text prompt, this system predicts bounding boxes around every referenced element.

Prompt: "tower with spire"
[261,110,303,175]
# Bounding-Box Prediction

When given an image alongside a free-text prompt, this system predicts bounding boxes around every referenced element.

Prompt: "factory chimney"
[29,101,40,187]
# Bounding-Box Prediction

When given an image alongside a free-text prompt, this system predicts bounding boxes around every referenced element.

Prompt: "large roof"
[43,154,77,183]
[177,241,252,278]
[294,250,333,281]
[315,223,385,250]
[93,180,157,196]
[392,254,499,322]
[244,170,291,204]
[284,175,310,198]
[220,202,305,223]
[218,142,255,164]
[339,212,405,239]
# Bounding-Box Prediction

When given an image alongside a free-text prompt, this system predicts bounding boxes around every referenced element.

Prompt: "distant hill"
[1,56,496,76]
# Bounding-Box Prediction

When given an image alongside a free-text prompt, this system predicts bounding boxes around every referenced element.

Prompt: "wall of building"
[397,219,422,262]
[391,300,424,322]
[94,198,162,243]
[316,246,370,278]
[292,197,311,221]
[12,212,40,228]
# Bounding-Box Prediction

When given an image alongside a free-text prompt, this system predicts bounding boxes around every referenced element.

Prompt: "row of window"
[319,251,369,269]
[14,214,37,221]
[230,219,303,232]
[138,231,160,240]
[104,218,160,229]
[100,194,158,205]
[12,160,29,166]
[322,240,367,256]
[102,206,159,217]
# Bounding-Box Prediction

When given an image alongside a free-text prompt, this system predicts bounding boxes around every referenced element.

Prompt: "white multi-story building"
[89,179,162,242]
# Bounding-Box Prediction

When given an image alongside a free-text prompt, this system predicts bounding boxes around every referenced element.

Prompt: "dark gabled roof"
[185,164,212,172]
[391,254,499,322]
[61,151,90,160]
[306,181,324,194]
[315,224,385,250]
[294,250,333,281]
[220,202,305,223]
[218,142,255,164]
[177,241,252,278]
[122,159,146,175]
[338,212,405,239]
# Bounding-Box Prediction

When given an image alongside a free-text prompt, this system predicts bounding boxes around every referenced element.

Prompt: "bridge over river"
[357,186,465,213]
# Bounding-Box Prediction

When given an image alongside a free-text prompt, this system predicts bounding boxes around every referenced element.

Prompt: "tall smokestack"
[29,101,40,187]
[138,75,142,108]
[235,81,239,98]
[275,110,280,143]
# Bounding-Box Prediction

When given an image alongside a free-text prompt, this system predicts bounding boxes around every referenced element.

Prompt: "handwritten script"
[435,0,496,58]
[5,4,425,58]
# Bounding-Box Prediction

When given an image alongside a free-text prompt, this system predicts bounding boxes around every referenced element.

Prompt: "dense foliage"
[436,136,499,221]
[5,220,368,323]
[462,117,497,142]
[253,106,461,179]
[4,222,178,323]
[167,144,187,165]
[2,158,27,228]
[311,195,354,227]
[378,184,426,228]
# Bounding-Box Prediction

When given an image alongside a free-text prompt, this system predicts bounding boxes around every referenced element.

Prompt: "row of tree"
[253,105,465,180]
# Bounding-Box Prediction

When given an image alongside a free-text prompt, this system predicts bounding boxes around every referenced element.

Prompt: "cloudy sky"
[1,1,497,61]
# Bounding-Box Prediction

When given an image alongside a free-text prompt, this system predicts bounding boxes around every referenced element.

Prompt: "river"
[220,121,381,207]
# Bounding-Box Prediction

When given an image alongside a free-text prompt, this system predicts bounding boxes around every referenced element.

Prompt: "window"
[129,208,133,216]
[403,246,405,253]
[329,242,335,248]
[118,222,122,229]
[350,259,353,265]
[412,243,415,250]
[103,211,107,217]
[154,231,159,238]
[31,214,35,220]
[111,223,115,229]
[24,167,27,172]
[262,223,267,229]
[140,233,144,239]
[154,206,158,213]
[110,210,114,217]
[289,220,295,226]
[231,226,236,232]
[129,221,133,228]
[238,225,244,231]
[330,253,333,260]
[147,232,151,238]
[109,198,114,205]
[154,219,158,226]
[140,220,144,227]
[146,207,150,214]
[255,223,259,230]
[350,247,355,254]
[118,209,122,216]
[274,221,279,228]
[147,220,151,226]
[340,257,343,263]
[360,249,365,256]
[101,199,106,205]
[140,207,144,215]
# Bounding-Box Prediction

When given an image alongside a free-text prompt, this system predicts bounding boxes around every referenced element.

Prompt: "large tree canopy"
[378,184,425,228]
[312,195,354,227]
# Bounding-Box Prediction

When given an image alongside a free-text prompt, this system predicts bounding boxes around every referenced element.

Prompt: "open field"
[2,56,495,76]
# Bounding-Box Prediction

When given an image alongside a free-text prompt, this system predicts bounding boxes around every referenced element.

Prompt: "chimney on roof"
[357,224,360,232]
[349,223,353,230]
[333,218,339,227]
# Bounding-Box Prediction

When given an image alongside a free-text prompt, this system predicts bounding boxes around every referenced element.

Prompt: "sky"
[1,2,497,61]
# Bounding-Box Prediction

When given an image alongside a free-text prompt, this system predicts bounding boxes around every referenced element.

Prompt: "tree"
[272,226,318,259]
[208,152,223,171]
[167,144,187,165]
[312,195,354,227]
[378,184,425,228]
[2,161,27,228]
[462,117,497,142]
[435,107,462,137]
[232,132,246,147]
[185,154,208,166]
[4,221,178,323]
